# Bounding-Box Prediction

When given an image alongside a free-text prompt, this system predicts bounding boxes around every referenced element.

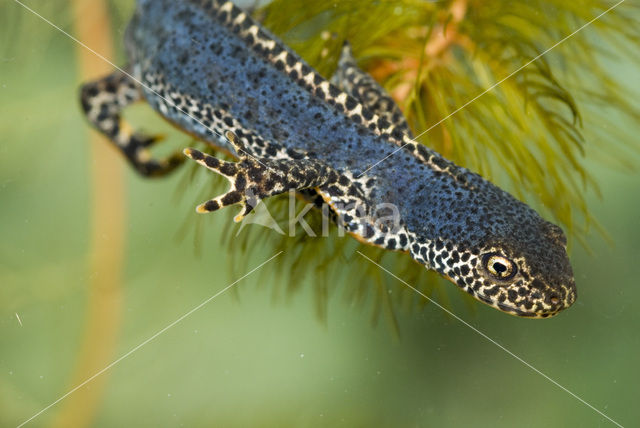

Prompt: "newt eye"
[483,253,516,280]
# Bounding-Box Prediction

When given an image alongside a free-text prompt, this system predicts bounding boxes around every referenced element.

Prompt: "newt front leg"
[184,132,340,222]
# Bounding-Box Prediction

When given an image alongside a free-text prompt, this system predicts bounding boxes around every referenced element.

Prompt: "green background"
[1,1,639,427]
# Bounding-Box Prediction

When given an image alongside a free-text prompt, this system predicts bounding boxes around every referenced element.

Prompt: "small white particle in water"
[40,375,43,379]
[15,313,22,326]
[194,329,198,334]
[377,371,381,375]
[9,371,13,375]
[300,353,304,358]
[168,393,171,397]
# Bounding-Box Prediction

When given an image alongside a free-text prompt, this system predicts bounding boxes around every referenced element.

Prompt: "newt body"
[80,0,576,317]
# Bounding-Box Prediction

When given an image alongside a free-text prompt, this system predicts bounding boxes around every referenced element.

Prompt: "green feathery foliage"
[177,0,639,328]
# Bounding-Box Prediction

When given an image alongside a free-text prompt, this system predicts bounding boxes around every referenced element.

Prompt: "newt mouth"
[443,273,575,318]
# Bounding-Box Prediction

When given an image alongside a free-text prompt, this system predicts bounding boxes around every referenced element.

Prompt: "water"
[1,1,639,427]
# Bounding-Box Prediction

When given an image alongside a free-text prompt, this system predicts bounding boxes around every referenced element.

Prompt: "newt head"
[431,221,576,318]
[470,220,576,318]
[407,173,577,318]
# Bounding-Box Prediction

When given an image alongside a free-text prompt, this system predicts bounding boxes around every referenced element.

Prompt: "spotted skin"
[184,131,340,222]
[80,70,184,176]
[79,0,576,317]
[331,42,413,138]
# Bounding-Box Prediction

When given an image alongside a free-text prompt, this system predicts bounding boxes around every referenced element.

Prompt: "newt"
[79,0,576,317]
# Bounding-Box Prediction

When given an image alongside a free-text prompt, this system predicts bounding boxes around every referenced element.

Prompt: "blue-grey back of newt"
[83,0,576,317]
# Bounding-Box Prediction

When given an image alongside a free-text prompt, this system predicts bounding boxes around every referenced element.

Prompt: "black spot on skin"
[235,174,246,191]
[434,255,443,267]
[96,105,109,122]
[265,145,277,157]
[326,185,343,196]
[222,191,242,205]
[85,85,99,97]
[484,286,500,296]
[345,97,357,110]
[239,18,252,32]
[300,64,312,76]
[531,279,545,290]
[219,162,237,176]
[263,178,276,191]
[387,239,396,250]
[230,6,241,20]
[204,200,220,211]
[431,156,449,169]
[178,51,190,65]
[189,150,205,161]
[204,156,220,168]
[285,54,295,67]
[391,128,403,140]
[377,117,390,129]
[420,246,427,259]
[80,96,92,113]
[104,80,118,93]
